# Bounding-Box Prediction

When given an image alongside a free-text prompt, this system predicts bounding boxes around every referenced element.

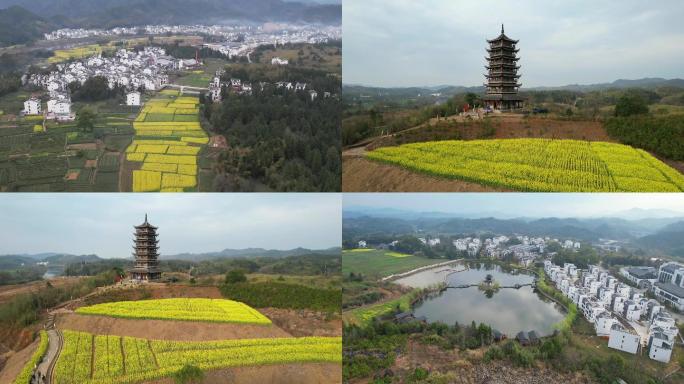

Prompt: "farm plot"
[126,91,207,192]
[366,139,684,192]
[54,330,341,384]
[75,298,272,325]
[342,249,441,280]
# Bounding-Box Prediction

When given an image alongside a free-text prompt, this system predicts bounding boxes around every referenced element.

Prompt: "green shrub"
[173,364,204,384]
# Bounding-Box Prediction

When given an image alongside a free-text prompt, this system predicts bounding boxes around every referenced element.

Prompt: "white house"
[357,240,367,249]
[595,313,617,337]
[23,98,42,115]
[648,332,673,363]
[210,87,222,103]
[607,324,640,354]
[127,91,141,106]
[309,90,318,101]
[271,57,289,66]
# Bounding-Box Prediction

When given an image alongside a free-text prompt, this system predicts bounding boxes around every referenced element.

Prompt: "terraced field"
[75,298,272,325]
[0,95,135,192]
[53,330,341,384]
[366,139,684,192]
[125,90,208,192]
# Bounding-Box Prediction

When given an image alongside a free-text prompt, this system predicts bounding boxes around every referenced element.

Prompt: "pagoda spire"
[144,213,148,224]
[501,24,504,34]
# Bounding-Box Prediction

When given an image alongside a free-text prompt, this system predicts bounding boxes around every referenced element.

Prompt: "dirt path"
[0,338,38,383]
[56,313,292,341]
[343,157,508,192]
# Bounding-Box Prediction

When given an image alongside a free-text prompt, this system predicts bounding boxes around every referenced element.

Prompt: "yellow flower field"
[367,139,684,192]
[75,298,272,325]
[125,91,208,192]
[54,330,341,384]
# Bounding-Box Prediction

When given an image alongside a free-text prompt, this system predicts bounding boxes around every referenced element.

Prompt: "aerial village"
[545,259,683,363]
[44,23,341,59]
[20,21,339,121]
[358,234,580,267]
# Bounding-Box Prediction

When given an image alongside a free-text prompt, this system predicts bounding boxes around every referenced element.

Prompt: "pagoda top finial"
[144,213,148,224]
[501,24,504,34]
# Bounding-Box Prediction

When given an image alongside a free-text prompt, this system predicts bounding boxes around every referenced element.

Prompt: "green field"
[367,139,684,192]
[342,249,441,280]
[54,330,341,384]
[0,94,135,192]
[345,291,417,326]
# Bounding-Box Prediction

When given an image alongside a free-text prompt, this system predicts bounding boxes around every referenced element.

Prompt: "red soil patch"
[342,157,508,192]
[150,363,341,384]
[56,312,291,341]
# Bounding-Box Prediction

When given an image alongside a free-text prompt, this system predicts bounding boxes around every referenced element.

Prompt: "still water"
[395,263,565,336]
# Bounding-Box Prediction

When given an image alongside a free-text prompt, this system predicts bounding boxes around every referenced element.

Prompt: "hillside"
[168,247,341,261]
[0,0,341,28]
[637,220,684,257]
[0,6,54,47]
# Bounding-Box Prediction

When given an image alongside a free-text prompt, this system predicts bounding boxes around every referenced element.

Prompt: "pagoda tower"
[129,214,161,281]
[483,24,524,110]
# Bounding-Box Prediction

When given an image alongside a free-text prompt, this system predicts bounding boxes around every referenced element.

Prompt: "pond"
[395,263,565,336]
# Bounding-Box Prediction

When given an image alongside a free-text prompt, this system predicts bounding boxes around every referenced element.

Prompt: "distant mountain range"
[0,0,340,47]
[343,212,684,252]
[165,247,341,261]
[343,78,684,99]
[0,247,341,270]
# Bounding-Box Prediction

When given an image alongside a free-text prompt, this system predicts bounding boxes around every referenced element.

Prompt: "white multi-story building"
[127,91,141,106]
[648,332,673,363]
[607,324,640,354]
[357,240,367,248]
[653,262,684,311]
[621,266,658,288]
[23,98,42,115]
[595,312,617,337]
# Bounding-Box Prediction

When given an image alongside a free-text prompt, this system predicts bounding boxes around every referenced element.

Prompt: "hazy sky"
[0,194,341,258]
[345,193,684,219]
[343,0,684,87]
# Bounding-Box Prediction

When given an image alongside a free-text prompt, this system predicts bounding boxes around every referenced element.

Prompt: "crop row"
[366,139,684,192]
[54,330,341,384]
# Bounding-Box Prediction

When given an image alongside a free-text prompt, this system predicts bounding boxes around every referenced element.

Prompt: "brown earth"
[367,114,613,150]
[0,277,84,304]
[259,308,342,337]
[150,363,341,384]
[55,312,291,341]
[362,338,594,384]
[342,157,508,192]
[0,336,38,383]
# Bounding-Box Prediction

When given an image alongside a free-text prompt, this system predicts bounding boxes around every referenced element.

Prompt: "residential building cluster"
[545,260,680,363]
[201,24,341,59]
[208,70,331,103]
[27,47,173,94]
[44,24,341,49]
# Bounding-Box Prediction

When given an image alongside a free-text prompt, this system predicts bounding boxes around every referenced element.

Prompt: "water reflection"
[396,263,565,336]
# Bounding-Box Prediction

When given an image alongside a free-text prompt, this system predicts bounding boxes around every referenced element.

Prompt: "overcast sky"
[343,0,684,87]
[345,193,684,219]
[0,194,341,258]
